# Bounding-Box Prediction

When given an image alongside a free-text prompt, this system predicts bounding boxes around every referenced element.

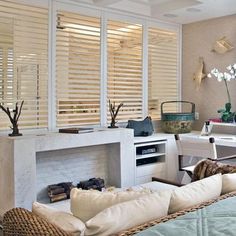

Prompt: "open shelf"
[134,139,167,184]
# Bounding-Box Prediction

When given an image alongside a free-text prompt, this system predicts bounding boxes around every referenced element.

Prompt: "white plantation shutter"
[0,47,13,101]
[0,0,48,130]
[107,20,143,122]
[56,11,101,127]
[148,27,178,119]
[0,17,13,102]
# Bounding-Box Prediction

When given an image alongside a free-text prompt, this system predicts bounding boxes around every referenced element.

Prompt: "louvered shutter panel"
[148,27,178,119]
[107,20,143,122]
[0,47,13,101]
[56,11,101,127]
[0,17,13,103]
[0,0,48,130]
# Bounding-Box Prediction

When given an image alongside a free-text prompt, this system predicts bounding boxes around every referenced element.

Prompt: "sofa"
[3,159,236,236]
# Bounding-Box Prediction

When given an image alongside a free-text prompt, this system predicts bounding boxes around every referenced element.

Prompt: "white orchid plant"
[207,64,236,122]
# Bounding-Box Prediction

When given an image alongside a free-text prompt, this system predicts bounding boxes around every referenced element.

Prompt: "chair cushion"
[32,202,85,236]
[222,173,236,194]
[182,165,195,172]
[70,188,152,222]
[169,174,222,214]
[84,191,171,236]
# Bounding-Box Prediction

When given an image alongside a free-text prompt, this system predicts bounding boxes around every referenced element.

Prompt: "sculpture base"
[9,133,22,137]
[108,126,119,128]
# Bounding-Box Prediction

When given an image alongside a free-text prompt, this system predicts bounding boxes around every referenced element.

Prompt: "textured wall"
[182,14,236,130]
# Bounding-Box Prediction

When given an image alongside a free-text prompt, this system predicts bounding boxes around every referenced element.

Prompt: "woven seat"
[3,208,71,236]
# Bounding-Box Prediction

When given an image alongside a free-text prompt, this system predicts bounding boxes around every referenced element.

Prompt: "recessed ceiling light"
[186,8,201,12]
[163,13,178,18]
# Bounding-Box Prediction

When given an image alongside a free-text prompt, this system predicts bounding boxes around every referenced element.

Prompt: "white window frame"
[0,0,181,132]
[106,13,144,123]
[0,0,50,132]
[146,21,182,117]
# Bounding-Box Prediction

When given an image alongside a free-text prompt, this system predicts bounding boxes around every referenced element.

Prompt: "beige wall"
[182,14,236,130]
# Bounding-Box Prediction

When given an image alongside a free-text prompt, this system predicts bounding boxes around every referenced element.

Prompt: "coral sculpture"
[0,101,24,136]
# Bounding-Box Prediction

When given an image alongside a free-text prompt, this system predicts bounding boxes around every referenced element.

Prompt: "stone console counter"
[0,128,134,217]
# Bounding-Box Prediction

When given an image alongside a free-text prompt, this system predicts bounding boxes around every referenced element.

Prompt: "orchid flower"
[207,63,236,104]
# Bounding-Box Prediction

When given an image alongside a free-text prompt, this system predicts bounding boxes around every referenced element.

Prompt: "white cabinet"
[134,139,167,184]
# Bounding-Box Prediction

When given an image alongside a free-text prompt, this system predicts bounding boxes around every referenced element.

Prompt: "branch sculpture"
[108,100,123,128]
[0,101,24,136]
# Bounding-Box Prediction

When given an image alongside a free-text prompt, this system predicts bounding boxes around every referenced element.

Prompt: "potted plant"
[208,64,236,122]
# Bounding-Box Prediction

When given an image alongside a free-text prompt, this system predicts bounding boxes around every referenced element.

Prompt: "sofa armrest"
[152,177,183,187]
[3,208,71,236]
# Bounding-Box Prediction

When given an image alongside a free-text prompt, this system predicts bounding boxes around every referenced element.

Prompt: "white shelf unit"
[134,139,167,185]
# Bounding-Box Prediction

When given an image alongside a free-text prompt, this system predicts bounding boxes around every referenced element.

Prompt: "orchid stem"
[224,80,231,104]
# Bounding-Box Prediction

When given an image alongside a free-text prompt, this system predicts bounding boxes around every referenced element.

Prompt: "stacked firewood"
[47,182,74,203]
[77,178,105,191]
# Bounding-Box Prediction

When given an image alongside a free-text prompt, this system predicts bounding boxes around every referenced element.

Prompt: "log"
[49,193,67,203]
[48,187,65,196]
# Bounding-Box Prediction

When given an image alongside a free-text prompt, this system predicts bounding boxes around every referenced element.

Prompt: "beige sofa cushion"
[32,202,85,236]
[70,188,152,222]
[84,191,171,236]
[222,173,236,194]
[169,174,222,214]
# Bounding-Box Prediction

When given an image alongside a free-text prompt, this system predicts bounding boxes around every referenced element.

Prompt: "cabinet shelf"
[136,161,165,169]
[136,152,165,160]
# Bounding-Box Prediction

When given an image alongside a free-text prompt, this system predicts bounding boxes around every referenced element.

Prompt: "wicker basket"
[161,101,195,134]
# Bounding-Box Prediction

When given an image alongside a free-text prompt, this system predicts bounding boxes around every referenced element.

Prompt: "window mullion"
[48,0,56,131]
[142,22,148,118]
[100,12,107,127]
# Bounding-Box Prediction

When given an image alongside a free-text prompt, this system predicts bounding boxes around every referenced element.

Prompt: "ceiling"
[70,0,236,24]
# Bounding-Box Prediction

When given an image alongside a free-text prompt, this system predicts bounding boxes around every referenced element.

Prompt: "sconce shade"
[212,37,234,54]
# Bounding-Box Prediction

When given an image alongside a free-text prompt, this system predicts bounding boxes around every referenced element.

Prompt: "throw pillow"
[222,173,236,194]
[192,159,236,181]
[32,202,85,236]
[70,188,152,222]
[169,173,222,214]
[84,191,171,236]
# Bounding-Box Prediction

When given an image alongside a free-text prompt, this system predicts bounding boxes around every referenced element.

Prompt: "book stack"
[59,127,94,134]
[47,182,74,203]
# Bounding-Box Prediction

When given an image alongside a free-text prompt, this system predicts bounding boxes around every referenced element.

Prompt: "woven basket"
[161,101,195,134]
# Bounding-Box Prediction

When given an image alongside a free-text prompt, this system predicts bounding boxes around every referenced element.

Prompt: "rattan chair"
[2,208,71,236]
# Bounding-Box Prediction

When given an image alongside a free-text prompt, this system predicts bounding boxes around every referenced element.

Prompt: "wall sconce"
[212,37,234,54]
